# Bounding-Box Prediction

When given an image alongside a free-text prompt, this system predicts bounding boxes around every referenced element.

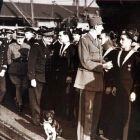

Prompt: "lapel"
[87,33,99,49]
[117,49,136,67]
[103,47,114,59]
[59,42,70,56]
[59,44,64,56]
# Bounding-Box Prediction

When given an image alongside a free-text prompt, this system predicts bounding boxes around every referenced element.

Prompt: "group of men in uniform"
[0,26,83,128]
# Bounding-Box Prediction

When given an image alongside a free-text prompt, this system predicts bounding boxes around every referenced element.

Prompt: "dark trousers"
[10,75,28,105]
[98,92,116,137]
[29,81,44,123]
[0,76,6,103]
[77,90,102,140]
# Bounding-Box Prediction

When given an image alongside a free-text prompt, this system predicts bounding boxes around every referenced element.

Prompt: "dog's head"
[43,110,55,121]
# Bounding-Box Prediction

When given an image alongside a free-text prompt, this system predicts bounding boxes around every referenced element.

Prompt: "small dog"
[42,110,62,140]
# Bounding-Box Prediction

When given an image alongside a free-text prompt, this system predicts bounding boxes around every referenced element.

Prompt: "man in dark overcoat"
[28,29,54,125]
[0,35,8,103]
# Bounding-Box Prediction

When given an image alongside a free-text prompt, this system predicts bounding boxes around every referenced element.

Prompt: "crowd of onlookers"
[0,18,140,140]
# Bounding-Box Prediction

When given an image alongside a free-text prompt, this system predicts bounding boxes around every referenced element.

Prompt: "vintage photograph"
[0,0,140,140]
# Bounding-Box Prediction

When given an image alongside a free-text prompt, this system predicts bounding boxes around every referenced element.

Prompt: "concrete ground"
[0,102,77,140]
[0,105,76,140]
[0,77,77,140]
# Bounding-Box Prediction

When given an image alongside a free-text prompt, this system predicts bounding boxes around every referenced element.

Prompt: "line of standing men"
[74,15,140,140]
[0,26,82,128]
[1,16,140,140]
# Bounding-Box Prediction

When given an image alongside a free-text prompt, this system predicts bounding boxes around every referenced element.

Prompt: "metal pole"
[73,0,76,6]
[87,0,95,8]
[85,0,87,8]
[8,0,32,26]
[76,0,79,19]
[51,1,54,18]
[31,0,35,26]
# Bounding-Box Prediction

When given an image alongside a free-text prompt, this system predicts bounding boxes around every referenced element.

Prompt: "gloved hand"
[31,79,37,87]
[130,92,136,102]
[105,87,112,95]
[0,70,6,77]
[112,87,117,96]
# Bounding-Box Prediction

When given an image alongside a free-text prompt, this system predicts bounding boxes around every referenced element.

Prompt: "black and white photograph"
[0,0,140,140]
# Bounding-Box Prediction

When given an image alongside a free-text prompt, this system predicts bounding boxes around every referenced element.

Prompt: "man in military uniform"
[7,29,30,111]
[0,30,8,103]
[74,15,113,140]
[5,29,14,44]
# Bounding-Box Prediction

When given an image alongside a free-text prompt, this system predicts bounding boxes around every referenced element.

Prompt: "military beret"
[122,29,139,42]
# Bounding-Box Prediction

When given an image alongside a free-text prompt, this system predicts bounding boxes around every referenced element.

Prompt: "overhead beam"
[8,0,32,26]
[52,1,74,14]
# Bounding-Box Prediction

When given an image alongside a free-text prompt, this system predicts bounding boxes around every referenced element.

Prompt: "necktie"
[59,45,64,56]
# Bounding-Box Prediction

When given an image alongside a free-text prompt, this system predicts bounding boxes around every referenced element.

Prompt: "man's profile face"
[95,24,104,35]
[25,32,34,40]
[99,33,108,45]
[58,31,65,44]
[73,33,80,43]
[120,34,132,49]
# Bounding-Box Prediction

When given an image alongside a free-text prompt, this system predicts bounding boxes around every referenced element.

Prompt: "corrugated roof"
[0,2,98,19]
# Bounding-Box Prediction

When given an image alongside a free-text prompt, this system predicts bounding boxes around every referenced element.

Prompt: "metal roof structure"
[0,1,98,26]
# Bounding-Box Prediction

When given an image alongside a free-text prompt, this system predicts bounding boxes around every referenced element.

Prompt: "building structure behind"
[0,0,99,28]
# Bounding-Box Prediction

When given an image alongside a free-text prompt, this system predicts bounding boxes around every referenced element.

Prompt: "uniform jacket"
[74,32,103,92]
[58,43,76,77]
[45,40,61,73]
[7,41,30,75]
[117,49,140,94]
[102,42,120,87]
[0,38,8,71]
[28,39,50,83]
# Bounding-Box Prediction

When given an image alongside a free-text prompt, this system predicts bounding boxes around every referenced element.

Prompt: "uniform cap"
[5,29,14,34]
[42,28,54,37]
[88,16,103,27]
[16,28,25,38]
[24,27,37,35]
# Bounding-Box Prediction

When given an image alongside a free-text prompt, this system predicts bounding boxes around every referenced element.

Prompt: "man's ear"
[95,25,98,30]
